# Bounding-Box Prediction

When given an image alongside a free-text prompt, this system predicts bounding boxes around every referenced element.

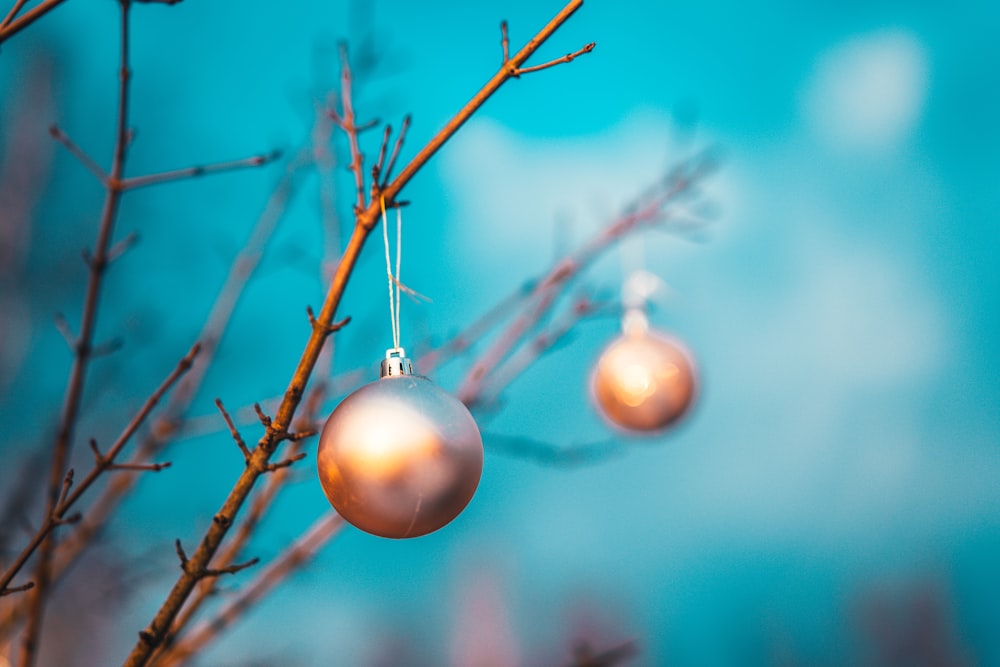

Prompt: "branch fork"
[500,19,595,78]
[306,305,350,336]
[174,540,259,579]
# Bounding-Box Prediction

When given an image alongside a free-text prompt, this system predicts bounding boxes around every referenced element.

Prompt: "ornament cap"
[622,307,650,336]
[380,347,414,378]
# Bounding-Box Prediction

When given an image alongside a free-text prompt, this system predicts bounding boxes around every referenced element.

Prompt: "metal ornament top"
[380,348,414,378]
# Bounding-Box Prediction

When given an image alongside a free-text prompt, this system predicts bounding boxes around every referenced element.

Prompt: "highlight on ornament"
[317,349,484,539]
[590,308,697,434]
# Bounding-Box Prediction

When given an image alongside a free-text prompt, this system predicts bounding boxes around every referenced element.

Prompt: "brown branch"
[107,230,140,263]
[121,150,280,190]
[333,42,370,214]
[106,461,171,472]
[261,451,306,472]
[381,114,411,189]
[313,93,342,288]
[371,123,392,188]
[513,41,595,76]
[122,4,589,664]
[0,581,34,597]
[175,539,258,579]
[19,3,134,661]
[500,20,510,62]
[49,124,109,185]
[152,385,327,661]
[416,276,539,375]
[476,294,609,405]
[456,153,714,405]
[0,344,199,599]
[0,0,68,45]
[0,0,30,29]
[215,399,251,464]
[46,121,322,590]
[154,513,345,667]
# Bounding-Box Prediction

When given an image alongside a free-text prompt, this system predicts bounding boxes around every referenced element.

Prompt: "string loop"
[380,196,403,351]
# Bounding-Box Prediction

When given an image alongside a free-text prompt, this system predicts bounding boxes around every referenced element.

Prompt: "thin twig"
[47,127,320,590]
[49,124,109,185]
[154,513,344,667]
[121,150,281,190]
[333,42,370,214]
[0,0,30,29]
[456,153,715,405]
[476,294,610,405]
[19,2,134,662]
[123,4,590,663]
[513,42,595,76]
[215,399,251,464]
[381,114,411,188]
[0,344,199,598]
[0,0,68,44]
[151,216,337,661]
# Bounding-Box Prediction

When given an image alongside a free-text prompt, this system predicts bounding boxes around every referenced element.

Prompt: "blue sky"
[1,0,999,665]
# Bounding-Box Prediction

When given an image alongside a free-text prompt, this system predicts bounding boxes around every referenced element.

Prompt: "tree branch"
[19,3,134,661]
[49,124,109,186]
[154,513,344,667]
[120,150,280,190]
[122,4,590,663]
[46,114,326,591]
[456,153,715,405]
[513,41,595,76]
[0,344,199,598]
[0,0,68,45]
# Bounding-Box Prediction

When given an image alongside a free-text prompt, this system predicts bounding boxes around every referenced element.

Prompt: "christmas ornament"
[590,272,697,433]
[316,200,483,539]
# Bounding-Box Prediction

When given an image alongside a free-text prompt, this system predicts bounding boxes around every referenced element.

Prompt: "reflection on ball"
[317,375,483,539]
[590,329,696,433]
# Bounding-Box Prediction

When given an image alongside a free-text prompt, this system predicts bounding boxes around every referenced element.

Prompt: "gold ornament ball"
[317,375,483,539]
[590,329,697,433]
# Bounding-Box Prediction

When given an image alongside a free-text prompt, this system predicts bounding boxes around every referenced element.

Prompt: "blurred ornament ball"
[317,370,483,539]
[591,319,697,433]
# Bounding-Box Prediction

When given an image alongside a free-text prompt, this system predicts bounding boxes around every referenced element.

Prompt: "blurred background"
[1,0,998,664]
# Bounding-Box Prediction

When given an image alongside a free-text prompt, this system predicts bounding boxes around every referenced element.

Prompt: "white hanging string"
[380,196,403,351]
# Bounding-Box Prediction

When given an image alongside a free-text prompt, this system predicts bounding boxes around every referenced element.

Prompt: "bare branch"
[456,153,715,405]
[216,399,251,464]
[371,123,392,188]
[53,313,76,350]
[48,124,109,185]
[252,403,271,429]
[90,336,124,358]
[19,6,137,658]
[0,344,200,598]
[0,0,30,30]
[151,384,329,659]
[0,0,69,45]
[121,150,281,190]
[335,43,369,213]
[513,41,595,76]
[107,461,171,472]
[381,115,411,188]
[155,514,344,666]
[174,539,189,570]
[123,4,590,662]
[107,230,140,263]
[202,557,260,578]
[307,305,351,336]
[0,580,35,596]
[500,20,510,62]
[262,451,307,473]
